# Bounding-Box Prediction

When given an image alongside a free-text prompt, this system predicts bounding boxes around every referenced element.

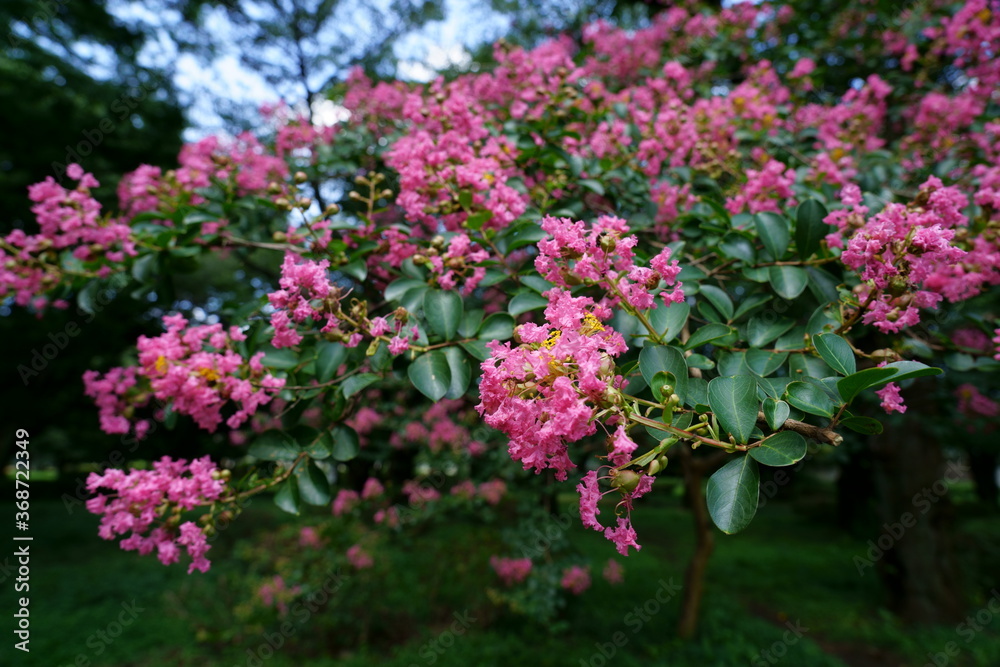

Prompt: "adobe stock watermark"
[56,599,145,667]
[408,610,477,666]
[580,578,682,667]
[751,619,810,666]
[853,461,968,576]
[17,273,130,386]
[923,589,1000,667]
[234,566,350,667]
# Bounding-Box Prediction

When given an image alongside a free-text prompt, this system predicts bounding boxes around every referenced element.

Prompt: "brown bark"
[676,447,726,638]
[869,388,965,624]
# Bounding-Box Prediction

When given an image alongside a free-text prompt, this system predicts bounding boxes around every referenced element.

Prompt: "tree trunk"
[869,389,965,624]
[676,446,721,638]
[968,448,998,506]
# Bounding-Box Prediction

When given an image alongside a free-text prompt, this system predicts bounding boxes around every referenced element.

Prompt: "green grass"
[1,483,998,667]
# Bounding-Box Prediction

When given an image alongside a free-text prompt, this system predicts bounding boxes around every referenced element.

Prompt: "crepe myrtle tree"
[4,0,999,637]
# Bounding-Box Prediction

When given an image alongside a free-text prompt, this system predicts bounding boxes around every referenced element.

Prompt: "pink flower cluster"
[725,159,797,215]
[577,468,655,556]
[258,575,301,615]
[268,253,339,348]
[1,165,135,309]
[560,565,592,595]
[86,456,224,573]
[535,215,684,311]
[426,233,490,294]
[477,289,627,481]
[346,544,374,570]
[84,314,285,436]
[602,559,624,585]
[490,556,532,586]
[955,384,1000,421]
[839,178,969,333]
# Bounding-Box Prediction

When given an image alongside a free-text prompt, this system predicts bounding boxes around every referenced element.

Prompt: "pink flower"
[490,556,532,586]
[346,544,374,569]
[560,565,591,595]
[332,489,360,516]
[602,559,624,585]
[361,478,384,499]
[876,383,906,414]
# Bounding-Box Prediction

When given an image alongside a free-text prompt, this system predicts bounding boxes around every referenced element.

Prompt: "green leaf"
[706,456,759,534]
[460,340,490,361]
[881,360,943,384]
[458,309,484,338]
[293,460,331,506]
[423,289,463,341]
[650,371,677,403]
[443,347,472,399]
[784,381,837,417]
[747,316,795,347]
[579,179,605,196]
[273,479,300,515]
[408,350,452,401]
[131,253,159,283]
[303,434,332,459]
[385,278,427,302]
[719,233,756,263]
[768,266,809,300]
[836,367,899,403]
[478,313,515,341]
[249,430,299,461]
[840,416,884,435]
[685,323,734,350]
[762,397,790,430]
[341,373,379,399]
[813,333,856,376]
[647,302,690,343]
[509,291,548,316]
[733,293,772,321]
[341,260,367,282]
[795,199,830,259]
[754,212,790,260]
[708,375,759,445]
[315,342,347,383]
[686,354,715,370]
[699,285,734,321]
[638,345,688,402]
[260,348,299,370]
[745,349,788,377]
[750,431,807,467]
[329,425,360,461]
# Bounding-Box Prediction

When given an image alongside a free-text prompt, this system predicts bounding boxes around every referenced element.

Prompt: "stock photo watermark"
[579,578,682,667]
[853,461,968,576]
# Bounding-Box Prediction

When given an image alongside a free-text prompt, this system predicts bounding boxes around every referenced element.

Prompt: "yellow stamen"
[580,313,605,335]
[541,330,562,349]
[154,355,168,374]
[197,367,221,382]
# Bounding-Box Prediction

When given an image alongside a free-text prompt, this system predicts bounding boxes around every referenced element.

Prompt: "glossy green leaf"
[443,347,472,399]
[768,266,809,300]
[836,367,899,403]
[747,316,795,347]
[385,278,427,302]
[840,416,884,435]
[508,291,548,316]
[423,289,463,341]
[273,479,300,515]
[813,333,856,376]
[784,381,837,417]
[650,371,677,403]
[755,212,790,260]
[341,373,379,399]
[407,350,452,401]
[647,301,690,343]
[294,460,331,506]
[795,199,830,259]
[249,430,299,461]
[478,313,515,341]
[750,431,807,467]
[706,456,760,534]
[260,348,299,370]
[699,285,734,321]
[329,425,360,461]
[638,345,688,402]
[315,342,346,383]
[708,375,759,444]
[762,397,790,430]
[460,340,490,361]
[745,349,788,377]
[685,323,734,350]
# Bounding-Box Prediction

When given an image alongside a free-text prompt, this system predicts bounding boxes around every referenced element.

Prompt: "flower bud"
[610,469,641,493]
[293,171,308,184]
